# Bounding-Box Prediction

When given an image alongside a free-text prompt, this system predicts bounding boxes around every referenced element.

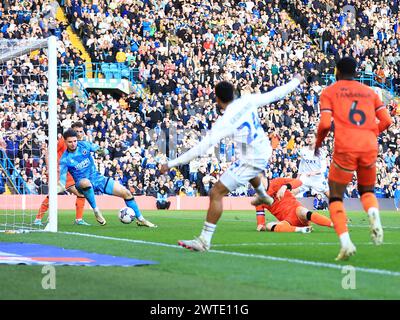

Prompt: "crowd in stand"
[0,0,82,194]
[0,0,399,200]
[288,0,400,94]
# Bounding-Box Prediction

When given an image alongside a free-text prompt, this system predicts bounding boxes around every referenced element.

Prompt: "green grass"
[0,209,400,299]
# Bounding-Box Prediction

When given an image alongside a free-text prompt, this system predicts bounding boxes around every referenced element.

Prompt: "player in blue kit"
[59,129,157,227]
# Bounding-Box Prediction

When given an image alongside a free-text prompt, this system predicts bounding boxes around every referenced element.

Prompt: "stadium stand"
[0,0,399,199]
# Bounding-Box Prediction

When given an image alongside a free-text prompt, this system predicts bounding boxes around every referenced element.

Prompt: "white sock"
[200,222,216,246]
[295,227,309,233]
[339,232,352,247]
[255,182,268,197]
[368,207,382,227]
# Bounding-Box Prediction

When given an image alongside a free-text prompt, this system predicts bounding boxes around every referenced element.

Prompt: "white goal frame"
[0,36,58,232]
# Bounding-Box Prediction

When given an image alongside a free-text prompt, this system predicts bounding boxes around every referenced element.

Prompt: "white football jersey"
[168,79,301,168]
[298,146,327,175]
[224,95,271,162]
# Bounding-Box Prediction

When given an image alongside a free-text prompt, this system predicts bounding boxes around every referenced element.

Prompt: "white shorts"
[297,175,329,195]
[220,158,268,192]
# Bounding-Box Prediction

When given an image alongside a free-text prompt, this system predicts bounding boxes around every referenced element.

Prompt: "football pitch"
[0,210,400,300]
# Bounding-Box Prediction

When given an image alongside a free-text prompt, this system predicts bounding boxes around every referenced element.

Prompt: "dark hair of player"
[215,81,235,103]
[71,121,84,129]
[336,57,357,78]
[63,128,78,140]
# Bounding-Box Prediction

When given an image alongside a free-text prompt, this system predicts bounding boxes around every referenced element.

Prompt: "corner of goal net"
[44,223,57,232]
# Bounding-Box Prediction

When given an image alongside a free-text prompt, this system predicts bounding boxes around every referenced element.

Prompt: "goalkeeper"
[35,122,89,226]
[58,128,156,228]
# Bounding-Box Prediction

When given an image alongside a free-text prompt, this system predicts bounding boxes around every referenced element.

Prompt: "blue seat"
[101,63,111,79]
[109,63,120,79]
[117,62,127,69]
[121,69,130,79]
[119,63,129,79]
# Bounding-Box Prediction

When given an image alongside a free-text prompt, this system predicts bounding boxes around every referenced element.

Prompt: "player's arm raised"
[249,74,304,109]
[162,117,235,173]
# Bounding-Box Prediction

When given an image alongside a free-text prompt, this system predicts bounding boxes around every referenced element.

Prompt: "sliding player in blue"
[59,129,157,227]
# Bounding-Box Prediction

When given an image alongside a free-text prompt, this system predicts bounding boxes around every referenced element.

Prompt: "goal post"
[0,36,58,233]
[45,36,58,233]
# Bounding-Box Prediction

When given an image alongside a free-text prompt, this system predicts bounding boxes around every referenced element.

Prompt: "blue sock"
[125,198,143,220]
[81,186,97,209]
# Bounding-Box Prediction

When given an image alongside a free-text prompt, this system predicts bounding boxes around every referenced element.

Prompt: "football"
[118,207,135,224]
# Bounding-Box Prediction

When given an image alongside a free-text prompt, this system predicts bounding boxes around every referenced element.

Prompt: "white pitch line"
[154,216,250,223]
[349,225,400,230]
[207,249,400,277]
[146,216,400,229]
[60,231,400,277]
[212,242,400,247]
[60,231,180,249]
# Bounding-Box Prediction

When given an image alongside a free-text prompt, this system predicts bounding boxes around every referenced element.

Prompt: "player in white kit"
[160,75,304,251]
[295,132,329,198]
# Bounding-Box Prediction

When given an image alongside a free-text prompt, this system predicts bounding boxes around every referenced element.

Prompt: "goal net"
[0,37,58,233]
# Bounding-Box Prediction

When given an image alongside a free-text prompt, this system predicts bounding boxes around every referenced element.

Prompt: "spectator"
[179,179,196,196]
[394,184,400,211]
[0,172,6,194]
[36,175,49,195]
[146,180,158,197]
[374,182,387,198]
[26,177,38,194]
[313,193,328,210]
[156,189,171,210]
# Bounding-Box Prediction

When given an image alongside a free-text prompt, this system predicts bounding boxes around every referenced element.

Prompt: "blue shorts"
[77,173,115,195]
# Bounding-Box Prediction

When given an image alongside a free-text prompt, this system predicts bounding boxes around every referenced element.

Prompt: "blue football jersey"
[59,141,100,188]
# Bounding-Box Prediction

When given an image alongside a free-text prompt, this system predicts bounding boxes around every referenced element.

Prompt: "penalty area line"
[60,231,400,277]
[60,231,180,249]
